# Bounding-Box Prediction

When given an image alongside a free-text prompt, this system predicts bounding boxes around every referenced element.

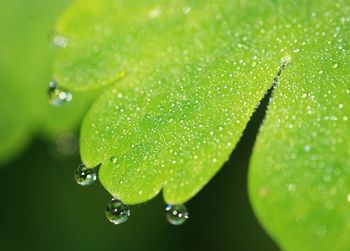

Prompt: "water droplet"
[332,61,339,68]
[110,156,119,165]
[52,34,69,48]
[48,81,72,106]
[346,193,350,202]
[148,7,161,19]
[74,164,97,186]
[166,204,189,226]
[288,183,296,192]
[304,145,311,152]
[105,199,130,225]
[281,55,291,65]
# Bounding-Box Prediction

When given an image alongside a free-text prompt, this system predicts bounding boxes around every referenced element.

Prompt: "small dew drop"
[148,7,161,19]
[304,145,311,152]
[288,183,296,192]
[105,199,130,225]
[347,193,350,202]
[293,48,301,53]
[110,156,119,165]
[48,81,72,106]
[74,164,97,186]
[52,34,69,48]
[332,61,339,68]
[166,204,189,226]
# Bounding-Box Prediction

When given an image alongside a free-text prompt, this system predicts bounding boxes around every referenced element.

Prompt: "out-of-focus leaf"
[0,0,96,164]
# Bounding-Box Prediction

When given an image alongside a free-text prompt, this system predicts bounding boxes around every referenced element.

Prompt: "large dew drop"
[105,199,130,225]
[74,164,97,186]
[166,204,189,226]
[48,81,72,106]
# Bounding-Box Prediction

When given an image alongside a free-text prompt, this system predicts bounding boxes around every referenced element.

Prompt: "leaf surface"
[56,0,293,203]
[249,5,350,251]
[55,0,350,249]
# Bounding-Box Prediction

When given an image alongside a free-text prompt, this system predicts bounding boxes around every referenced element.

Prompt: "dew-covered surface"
[249,3,350,251]
[55,0,350,249]
[0,0,99,164]
[69,0,287,204]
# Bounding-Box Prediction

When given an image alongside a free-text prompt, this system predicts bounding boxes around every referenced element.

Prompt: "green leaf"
[54,0,349,248]
[55,0,292,204]
[0,0,96,164]
[249,11,350,251]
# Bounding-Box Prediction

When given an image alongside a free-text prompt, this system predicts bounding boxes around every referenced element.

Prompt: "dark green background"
[0,103,279,251]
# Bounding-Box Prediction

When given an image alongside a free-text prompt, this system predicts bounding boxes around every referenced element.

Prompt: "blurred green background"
[0,121,279,251]
[0,0,279,250]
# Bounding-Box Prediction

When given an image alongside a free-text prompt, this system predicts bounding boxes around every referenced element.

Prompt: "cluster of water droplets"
[74,163,189,225]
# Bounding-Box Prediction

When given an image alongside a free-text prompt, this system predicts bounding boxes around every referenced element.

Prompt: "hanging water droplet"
[105,199,130,225]
[332,61,339,68]
[48,81,72,106]
[110,156,119,165]
[74,164,97,186]
[166,204,189,226]
[52,34,69,48]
